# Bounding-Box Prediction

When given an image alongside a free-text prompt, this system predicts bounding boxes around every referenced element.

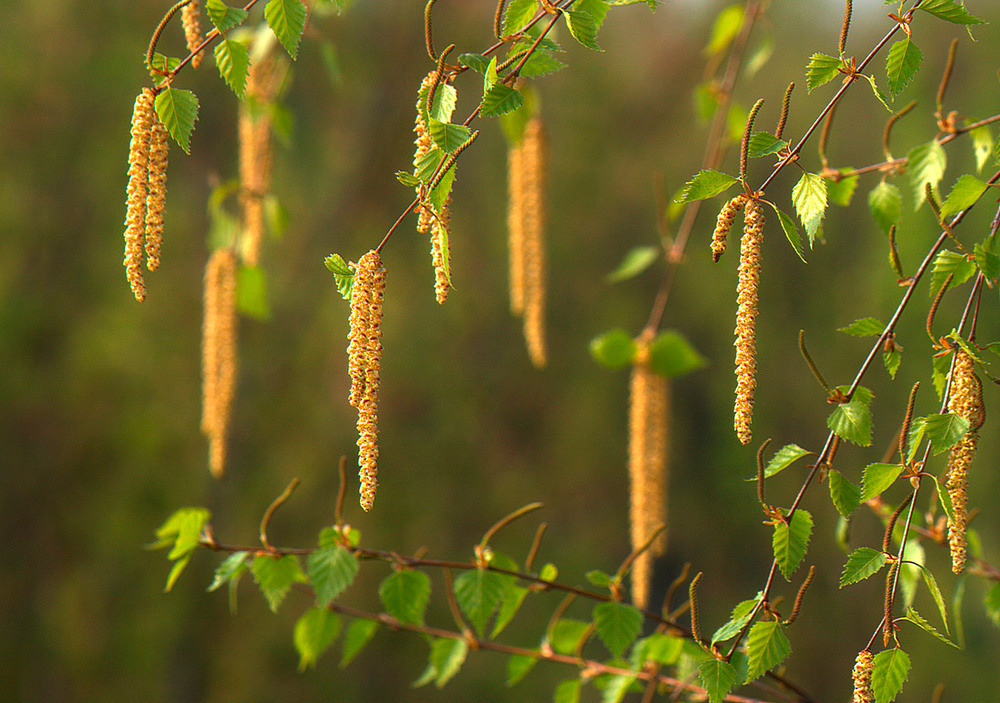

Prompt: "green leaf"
[917,0,984,25]
[860,463,905,502]
[916,564,950,634]
[747,131,788,159]
[453,568,506,636]
[459,53,491,73]
[903,606,958,648]
[862,73,894,113]
[705,4,744,56]
[586,570,614,587]
[711,596,759,645]
[647,330,707,378]
[985,582,1000,628]
[791,172,828,246]
[154,87,199,154]
[908,413,970,456]
[633,633,684,666]
[871,648,910,703]
[153,507,212,556]
[942,174,989,216]
[416,637,468,688]
[307,543,359,608]
[907,140,947,207]
[839,547,888,587]
[699,659,738,703]
[767,202,806,263]
[506,653,537,687]
[480,82,524,117]
[414,147,446,184]
[869,181,902,234]
[518,47,567,79]
[236,264,270,320]
[827,170,859,207]
[829,469,862,518]
[427,118,472,154]
[744,620,791,683]
[339,618,377,668]
[264,0,307,59]
[975,234,1000,283]
[325,253,354,300]
[839,317,885,337]
[206,0,249,32]
[564,9,603,51]
[214,39,250,98]
[827,385,874,446]
[147,52,182,77]
[549,619,591,655]
[251,554,305,612]
[492,581,528,639]
[761,444,811,480]
[378,570,430,626]
[805,53,842,92]
[971,124,993,172]
[606,246,659,283]
[593,601,643,658]
[208,550,250,591]
[772,509,812,580]
[601,674,637,703]
[502,0,538,35]
[589,329,638,369]
[931,249,977,299]
[885,38,922,99]
[675,169,739,203]
[554,678,583,703]
[294,607,341,670]
[883,347,902,379]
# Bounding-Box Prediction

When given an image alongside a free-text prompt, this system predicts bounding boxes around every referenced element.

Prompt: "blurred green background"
[2,0,999,700]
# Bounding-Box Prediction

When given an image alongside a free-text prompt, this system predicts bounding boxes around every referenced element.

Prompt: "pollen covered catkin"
[711,194,747,263]
[144,111,169,271]
[239,55,279,267]
[734,199,764,445]
[201,248,238,479]
[851,650,874,703]
[945,348,983,574]
[627,344,669,610]
[348,251,386,511]
[124,88,155,302]
[182,0,204,69]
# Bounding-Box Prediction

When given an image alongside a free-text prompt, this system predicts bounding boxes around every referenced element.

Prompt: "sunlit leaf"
[805,52,842,92]
[379,569,430,626]
[744,620,791,683]
[214,38,250,98]
[747,131,788,159]
[251,554,306,612]
[705,4,744,56]
[860,463,905,502]
[564,9,603,51]
[453,568,506,636]
[840,547,888,587]
[606,246,659,283]
[885,38,922,99]
[307,542,359,608]
[699,659,738,703]
[589,329,638,369]
[869,181,902,234]
[839,317,884,337]
[294,607,341,670]
[827,385,874,446]
[502,0,537,35]
[827,170,859,206]
[711,596,759,645]
[772,509,812,580]
[792,172,828,246]
[206,0,248,30]
[593,601,642,658]
[930,249,977,298]
[872,647,910,703]
[829,469,862,518]
[908,140,947,207]
[339,619,378,668]
[264,0,307,59]
[480,82,524,117]
[154,87,199,154]
[647,330,707,378]
[675,169,739,203]
[427,118,472,153]
[506,653,537,686]
[761,444,812,480]
[767,202,806,262]
[917,0,984,25]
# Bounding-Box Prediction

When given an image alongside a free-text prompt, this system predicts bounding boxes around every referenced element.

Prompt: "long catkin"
[734,199,764,445]
[124,88,155,302]
[239,55,280,267]
[945,348,983,574]
[201,248,238,479]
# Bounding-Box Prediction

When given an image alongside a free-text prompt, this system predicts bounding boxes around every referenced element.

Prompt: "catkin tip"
[852,650,874,703]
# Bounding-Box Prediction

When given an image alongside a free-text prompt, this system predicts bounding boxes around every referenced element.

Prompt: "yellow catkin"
[851,650,875,703]
[627,344,669,610]
[507,128,526,315]
[734,198,763,445]
[239,56,279,267]
[414,73,436,235]
[519,117,547,368]
[429,205,451,304]
[201,248,238,479]
[711,194,747,263]
[144,111,169,271]
[348,251,386,511]
[182,0,204,69]
[124,88,154,302]
[945,349,982,574]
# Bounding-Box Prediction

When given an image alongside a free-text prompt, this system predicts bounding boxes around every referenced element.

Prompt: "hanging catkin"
[945,348,983,574]
[182,0,204,69]
[851,650,874,703]
[507,116,547,367]
[734,198,764,445]
[124,88,155,302]
[348,251,386,511]
[627,343,669,610]
[201,247,238,479]
[144,110,169,272]
[711,194,747,263]
[239,55,279,267]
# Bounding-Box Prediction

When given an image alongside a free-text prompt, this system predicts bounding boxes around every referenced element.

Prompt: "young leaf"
[767,202,806,263]
[564,9,603,51]
[975,235,1000,284]
[827,170,859,207]
[339,618,378,668]
[589,329,638,369]
[492,580,528,639]
[606,246,659,283]
[699,659,738,703]
[647,330,707,378]
[744,620,791,683]
[805,53,842,92]
[885,38,922,99]
[427,118,472,153]
[827,385,874,446]
[916,0,984,25]
[506,653,537,687]
[554,678,583,703]
[214,38,250,98]
[747,132,788,159]
[941,174,989,216]
[868,181,902,234]
[453,568,506,636]
[206,0,249,31]
[549,619,591,655]
[502,0,537,35]
[761,444,811,480]
[154,87,199,154]
[884,347,902,379]
[860,463,905,502]
[912,412,970,455]
[930,249,977,297]
[872,647,910,703]
[264,0,307,59]
[705,4,744,57]
[791,172,828,246]
[971,124,993,172]
[517,48,567,79]
[592,601,643,658]
[772,509,812,580]
[907,140,947,206]
[839,547,888,587]
[828,469,862,518]
[294,607,341,670]
[634,632,684,666]
[675,170,739,203]
[711,597,759,645]
[208,550,251,592]
[839,317,885,337]
[422,637,468,688]
[903,606,959,648]
[251,554,306,612]
[601,674,637,703]
[984,582,1000,628]
[586,570,613,587]
[307,542,359,608]
[379,569,431,626]
[325,253,354,300]
[236,264,270,320]
[915,564,950,634]
[480,83,524,117]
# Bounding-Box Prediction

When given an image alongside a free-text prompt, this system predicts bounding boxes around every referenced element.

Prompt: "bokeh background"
[2,0,999,700]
